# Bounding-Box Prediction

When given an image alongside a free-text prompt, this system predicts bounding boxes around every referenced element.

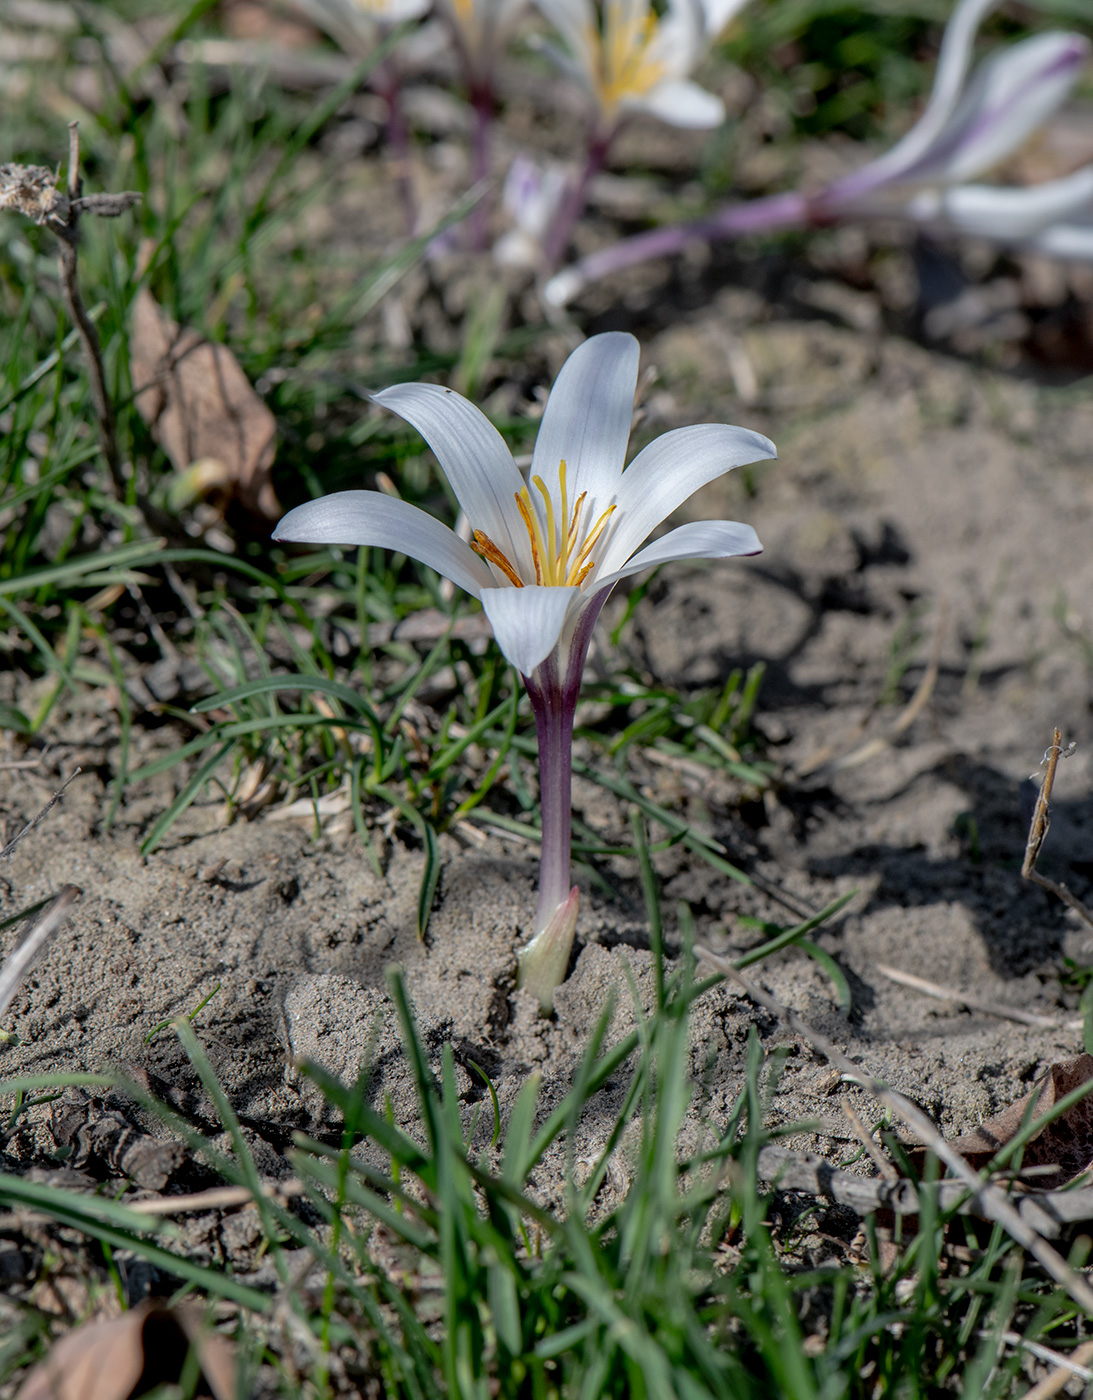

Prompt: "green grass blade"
[798,937,852,1014]
[139,740,234,855]
[0,1174,271,1310]
[417,820,441,940]
[0,542,166,597]
[173,1019,288,1285]
[386,967,442,1156]
[734,890,857,969]
[190,674,377,721]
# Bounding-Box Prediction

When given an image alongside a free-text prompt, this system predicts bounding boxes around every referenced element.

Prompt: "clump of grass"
[0,917,1086,1397]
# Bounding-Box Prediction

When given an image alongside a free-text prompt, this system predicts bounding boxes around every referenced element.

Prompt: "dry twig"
[0,886,80,1025]
[126,1179,305,1217]
[696,944,1093,1315]
[841,1096,899,1181]
[1021,1338,1093,1399]
[875,962,1081,1031]
[0,126,139,499]
[754,1143,1093,1237]
[0,769,82,860]
[1021,728,1093,932]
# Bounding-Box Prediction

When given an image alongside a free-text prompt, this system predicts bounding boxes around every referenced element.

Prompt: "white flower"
[293,0,430,53]
[275,332,772,1012]
[273,332,773,679]
[821,0,1093,247]
[532,0,740,131]
[494,154,572,267]
[543,0,1093,306]
[437,0,530,79]
[903,165,1093,255]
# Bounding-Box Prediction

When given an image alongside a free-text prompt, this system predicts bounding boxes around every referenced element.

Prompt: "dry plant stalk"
[1023,1337,1093,1400]
[0,124,140,497]
[1022,727,1093,931]
[0,886,80,1027]
[874,961,1081,1030]
[126,1177,305,1217]
[695,943,1093,1316]
[0,768,82,860]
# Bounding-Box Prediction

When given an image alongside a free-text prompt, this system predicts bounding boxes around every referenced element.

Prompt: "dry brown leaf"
[223,0,322,46]
[16,1301,239,1400]
[945,1053,1093,1191]
[130,284,280,524]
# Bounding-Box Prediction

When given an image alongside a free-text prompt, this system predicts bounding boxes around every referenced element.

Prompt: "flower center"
[472,458,617,588]
[586,1,666,113]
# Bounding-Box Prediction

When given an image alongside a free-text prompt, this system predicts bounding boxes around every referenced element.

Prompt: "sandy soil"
[2,310,1093,1250]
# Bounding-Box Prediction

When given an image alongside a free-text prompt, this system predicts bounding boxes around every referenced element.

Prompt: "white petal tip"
[754,435,777,462]
[517,887,580,1014]
[272,504,319,542]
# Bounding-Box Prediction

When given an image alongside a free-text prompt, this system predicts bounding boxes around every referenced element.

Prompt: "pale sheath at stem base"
[273,332,775,1010]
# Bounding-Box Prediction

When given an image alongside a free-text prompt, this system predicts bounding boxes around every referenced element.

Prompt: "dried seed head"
[0,163,69,225]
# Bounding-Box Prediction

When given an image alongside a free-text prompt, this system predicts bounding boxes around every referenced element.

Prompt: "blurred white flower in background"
[545,0,1093,304]
[292,0,431,53]
[437,0,530,85]
[533,0,747,132]
[494,154,572,267]
[819,0,1093,247]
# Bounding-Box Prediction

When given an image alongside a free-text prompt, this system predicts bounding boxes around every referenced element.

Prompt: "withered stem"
[56,122,125,498]
[1022,727,1093,931]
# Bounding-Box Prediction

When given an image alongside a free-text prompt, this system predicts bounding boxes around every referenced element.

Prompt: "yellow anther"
[472,530,524,588]
[594,2,665,112]
[532,475,558,583]
[563,491,586,573]
[567,503,617,584]
[514,490,545,584]
[472,464,615,593]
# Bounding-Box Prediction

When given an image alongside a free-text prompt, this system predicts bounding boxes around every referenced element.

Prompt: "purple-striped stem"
[516,590,607,1010]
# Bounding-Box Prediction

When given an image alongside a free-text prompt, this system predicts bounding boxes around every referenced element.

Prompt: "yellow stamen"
[514,490,545,585]
[532,476,558,584]
[559,460,570,566]
[470,463,617,594]
[562,491,586,574]
[472,530,524,588]
[566,503,617,584]
[562,487,587,574]
[588,1,666,115]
